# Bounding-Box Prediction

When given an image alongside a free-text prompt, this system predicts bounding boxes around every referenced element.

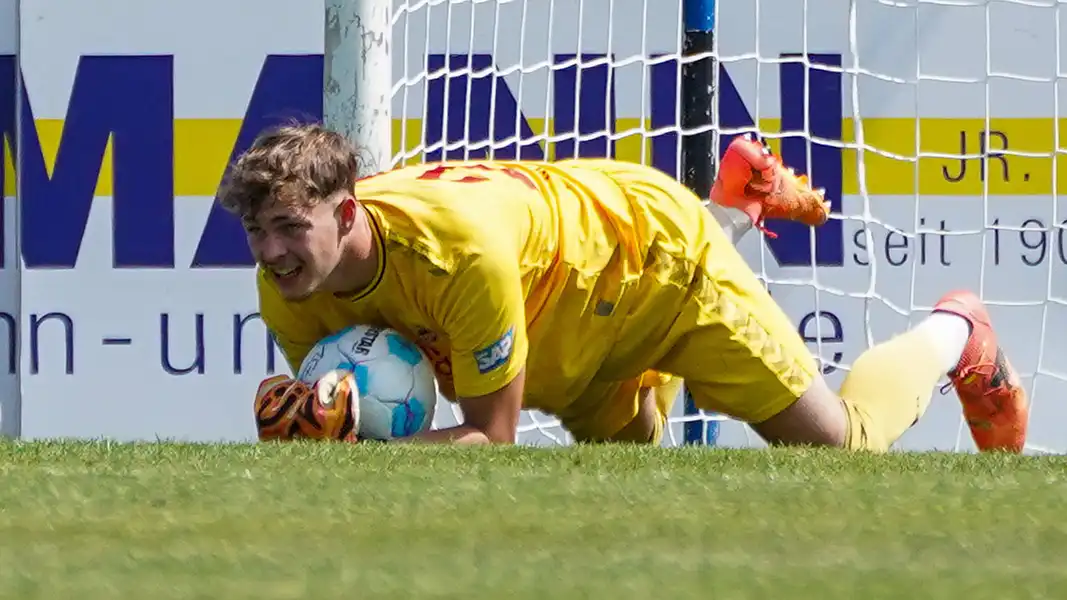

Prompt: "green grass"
[0,442,1065,599]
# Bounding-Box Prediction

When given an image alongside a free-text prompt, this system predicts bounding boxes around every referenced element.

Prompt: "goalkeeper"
[231,124,1027,453]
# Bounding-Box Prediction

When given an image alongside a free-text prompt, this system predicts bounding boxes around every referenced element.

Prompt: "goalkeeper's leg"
[623,134,833,440]
[559,372,683,444]
[646,137,1027,453]
[653,226,1028,453]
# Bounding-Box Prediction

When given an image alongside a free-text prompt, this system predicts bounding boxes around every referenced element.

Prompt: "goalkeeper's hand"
[253,370,361,443]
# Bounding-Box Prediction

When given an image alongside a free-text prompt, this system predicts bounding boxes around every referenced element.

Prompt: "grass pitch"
[0,442,1065,599]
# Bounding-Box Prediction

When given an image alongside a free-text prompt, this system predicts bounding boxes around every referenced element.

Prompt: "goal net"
[384,0,1067,452]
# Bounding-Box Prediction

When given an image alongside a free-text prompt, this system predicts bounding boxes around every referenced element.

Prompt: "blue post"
[684,0,716,33]
[681,0,720,446]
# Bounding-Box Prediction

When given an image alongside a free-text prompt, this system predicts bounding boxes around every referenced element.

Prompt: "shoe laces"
[939,361,1004,415]
[761,170,828,221]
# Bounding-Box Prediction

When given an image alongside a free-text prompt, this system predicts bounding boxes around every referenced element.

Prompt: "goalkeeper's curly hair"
[254,374,359,442]
[217,122,361,222]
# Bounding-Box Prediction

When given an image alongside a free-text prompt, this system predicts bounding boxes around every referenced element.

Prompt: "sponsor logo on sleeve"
[473,327,515,374]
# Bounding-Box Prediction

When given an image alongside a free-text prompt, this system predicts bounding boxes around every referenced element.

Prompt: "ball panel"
[352,362,371,398]
[359,395,394,440]
[391,400,426,437]
[386,332,424,367]
[362,358,415,400]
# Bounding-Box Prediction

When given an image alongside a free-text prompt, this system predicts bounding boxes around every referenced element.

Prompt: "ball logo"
[351,326,383,356]
[474,327,514,374]
[296,346,326,381]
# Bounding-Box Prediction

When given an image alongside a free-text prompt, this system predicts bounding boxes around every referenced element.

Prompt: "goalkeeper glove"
[253,371,361,443]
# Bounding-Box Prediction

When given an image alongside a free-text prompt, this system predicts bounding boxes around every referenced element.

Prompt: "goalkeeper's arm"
[394,369,526,445]
[395,251,529,445]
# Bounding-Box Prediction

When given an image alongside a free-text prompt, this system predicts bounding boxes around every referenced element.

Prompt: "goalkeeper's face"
[244,197,346,301]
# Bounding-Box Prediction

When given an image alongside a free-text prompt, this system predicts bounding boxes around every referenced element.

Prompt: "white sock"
[706,203,754,244]
[915,312,972,373]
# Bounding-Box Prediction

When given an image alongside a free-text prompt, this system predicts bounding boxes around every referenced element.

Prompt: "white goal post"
[325,0,1067,453]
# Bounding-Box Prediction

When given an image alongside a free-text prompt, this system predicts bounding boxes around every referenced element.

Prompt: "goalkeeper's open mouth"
[269,264,303,287]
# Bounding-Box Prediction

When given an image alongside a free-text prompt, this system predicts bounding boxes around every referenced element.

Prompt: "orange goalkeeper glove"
[253,371,361,443]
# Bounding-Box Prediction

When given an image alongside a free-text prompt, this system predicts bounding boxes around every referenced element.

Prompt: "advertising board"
[6,0,1065,450]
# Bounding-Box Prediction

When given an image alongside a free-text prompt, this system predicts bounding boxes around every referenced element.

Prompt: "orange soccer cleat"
[253,371,361,443]
[710,134,831,238]
[934,290,1029,453]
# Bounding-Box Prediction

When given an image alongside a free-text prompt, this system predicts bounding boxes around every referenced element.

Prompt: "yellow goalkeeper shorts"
[553,161,819,440]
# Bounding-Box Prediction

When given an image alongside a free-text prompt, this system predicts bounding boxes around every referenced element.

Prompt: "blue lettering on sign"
[192,55,325,268]
[2,55,175,268]
[0,309,279,376]
[0,53,324,270]
[428,53,843,266]
[424,54,543,161]
[0,52,844,270]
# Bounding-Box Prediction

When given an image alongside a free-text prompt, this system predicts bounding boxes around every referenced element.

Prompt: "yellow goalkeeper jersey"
[258,159,715,415]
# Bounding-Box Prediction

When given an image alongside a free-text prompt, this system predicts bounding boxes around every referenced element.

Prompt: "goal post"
[323,0,392,178]
[679,0,721,446]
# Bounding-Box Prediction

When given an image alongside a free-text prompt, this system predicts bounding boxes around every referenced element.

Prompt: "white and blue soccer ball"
[297,324,437,440]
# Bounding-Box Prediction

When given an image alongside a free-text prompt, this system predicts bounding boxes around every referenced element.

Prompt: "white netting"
[390,0,1067,452]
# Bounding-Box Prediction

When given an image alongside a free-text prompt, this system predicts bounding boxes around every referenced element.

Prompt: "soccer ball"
[297,324,438,440]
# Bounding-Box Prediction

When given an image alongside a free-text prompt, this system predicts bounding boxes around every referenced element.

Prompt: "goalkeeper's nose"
[251,229,291,266]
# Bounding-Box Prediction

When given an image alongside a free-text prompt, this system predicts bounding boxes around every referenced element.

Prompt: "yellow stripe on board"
[3,117,1066,197]
[2,137,11,195]
[840,118,1066,196]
